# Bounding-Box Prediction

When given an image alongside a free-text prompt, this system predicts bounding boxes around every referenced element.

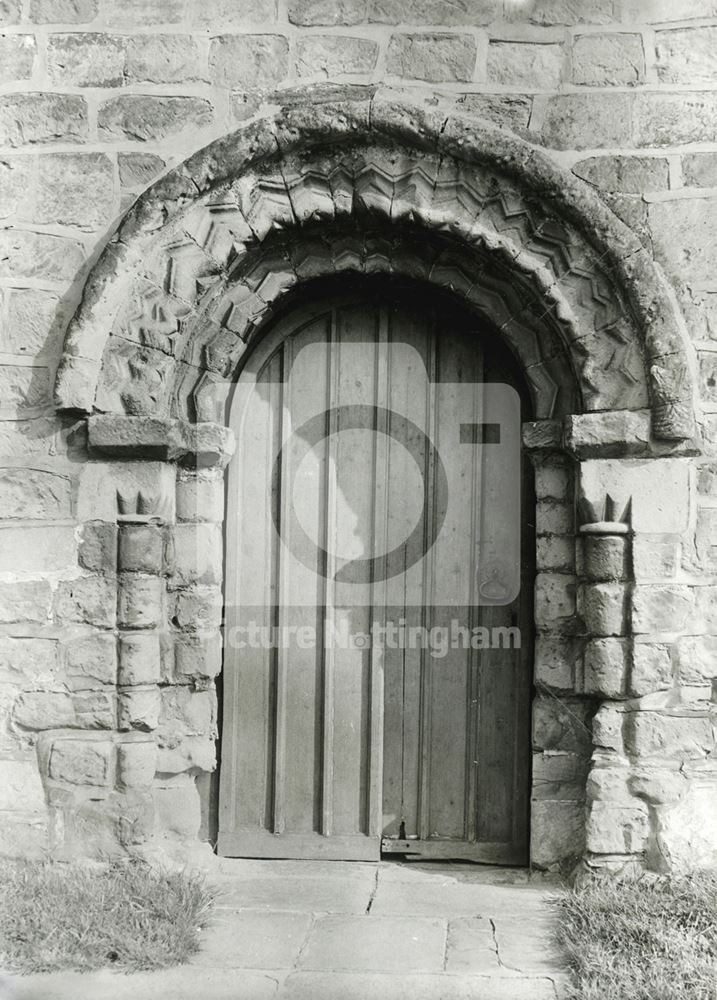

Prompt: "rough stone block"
[118,741,156,789]
[13,690,114,729]
[117,524,163,574]
[579,459,690,533]
[656,26,717,85]
[176,472,224,523]
[0,0,21,23]
[630,642,672,696]
[514,0,613,23]
[47,32,125,86]
[536,501,572,535]
[572,154,669,193]
[572,31,644,86]
[0,759,46,812]
[118,632,161,685]
[534,462,571,501]
[49,740,112,785]
[584,638,629,698]
[102,0,184,26]
[676,635,717,686]
[541,94,631,150]
[634,92,717,147]
[577,582,628,636]
[64,632,117,688]
[156,735,216,774]
[533,695,592,753]
[191,0,276,25]
[386,32,477,83]
[288,0,367,24]
[534,635,584,692]
[78,521,117,574]
[620,0,717,19]
[98,95,213,142]
[174,631,222,681]
[370,0,498,22]
[54,576,116,628]
[0,365,53,415]
[565,411,651,458]
[117,574,162,629]
[582,534,628,581]
[0,34,36,84]
[296,34,378,77]
[34,152,115,229]
[536,536,574,571]
[653,782,717,871]
[632,585,693,635]
[118,687,161,732]
[0,93,87,146]
[487,41,563,88]
[632,536,679,580]
[0,229,85,283]
[532,751,589,800]
[0,579,51,623]
[209,34,289,89]
[592,705,623,752]
[624,711,714,758]
[694,506,717,571]
[173,586,222,631]
[29,0,97,19]
[535,573,576,626]
[170,523,222,586]
[651,199,717,288]
[152,778,201,838]
[682,153,717,189]
[126,33,208,84]
[118,151,165,190]
[694,586,717,632]
[0,637,56,686]
[586,801,649,855]
[158,686,216,739]
[0,468,71,519]
[456,93,532,130]
[530,800,585,868]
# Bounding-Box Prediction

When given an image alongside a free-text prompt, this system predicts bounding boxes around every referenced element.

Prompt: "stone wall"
[0,0,716,870]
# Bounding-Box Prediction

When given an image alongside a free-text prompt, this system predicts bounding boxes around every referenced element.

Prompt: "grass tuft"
[0,858,216,975]
[557,870,717,1000]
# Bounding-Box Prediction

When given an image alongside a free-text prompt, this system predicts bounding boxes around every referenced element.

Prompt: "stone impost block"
[585,801,649,855]
[565,411,651,458]
[632,585,693,635]
[49,740,112,786]
[117,574,163,630]
[118,632,161,686]
[582,534,629,582]
[578,582,629,636]
[631,642,673,696]
[88,416,235,468]
[117,742,156,789]
[64,632,117,689]
[78,522,118,575]
[624,711,714,759]
[118,687,161,733]
[584,638,630,699]
[117,524,164,574]
[174,631,222,681]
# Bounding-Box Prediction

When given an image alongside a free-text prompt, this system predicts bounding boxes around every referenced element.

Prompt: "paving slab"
[214,873,376,913]
[191,909,313,969]
[491,915,566,976]
[370,875,555,918]
[444,916,504,975]
[10,967,285,1000]
[298,914,447,974]
[278,971,559,999]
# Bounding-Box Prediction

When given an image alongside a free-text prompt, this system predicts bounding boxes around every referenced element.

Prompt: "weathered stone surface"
[586,800,649,854]
[592,705,624,752]
[98,96,213,142]
[566,411,651,458]
[651,198,717,287]
[176,472,224,523]
[117,575,162,629]
[0,580,51,623]
[102,0,184,26]
[456,93,532,130]
[63,632,117,688]
[49,740,111,785]
[371,0,498,22]
[682,153,717,188]
[29,0,97,20]
[582,535,628,581]
[54,576,116,628]
[536,501,572,535]
[534,572,576,627]
[487,41,563,89]
[634,92,717,147]
[155,734,215,773]
[541,94,631,150]
[386,33,477,83]
[0,34,36,84]
[13,690,114,729]
[3,288,65,358]
[173,586,222,631]
[632,536,679,580]
[118,687,161,731]
[0,230,85,284]
[296,35,378,77]
[0,365,52,414]
[0,759,46,812]
[47,32,125,86]
[34,153,115,229]
[288,0,367,24]
[174,631,222,681]
[515,0,612,23]
[580,459,690,533]
[572,154,669,193]
[118,152,165,190]
[117,741,156,788]
[632,585,693,635]
[118,632,161,686]
[158,686,216,739]
[0,0,21,23]
[191,0,276,25]
[584,638,629,698]
[0,636,56,686]
[694,506,717,571]
[210,34,289,89]
[170,523,222,586]
[624,712,714,758]
[0,93,87,146]
[536,536,574,571]
[656,26,717,85]
[535,635,584,692]
[631,642,673,696]
[153,777,201,838]
[126,34,208,84]
[676,635,717,686]
[532,751,589,800]
[531,800,585,868]
[0,468,71,519]
[572,31,644,86]
[654,782,717,871]
[78,521,117,574]
[0,155,31,219]
[533,695,592,753]
[117,524,163,574]
[578,582,628,636]
[620,0,717,19]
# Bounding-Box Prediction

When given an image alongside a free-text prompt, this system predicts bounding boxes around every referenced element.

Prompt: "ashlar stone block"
[676,635,717,686]
[624,711,714,759]
[118,632,161,685]
[118,687,161,732]
[174,631,222,681]
[49,740,112,786]
[632,585,693,635]
[117,574,162,629]
[118,742,156,789]
[584,638,629,698]
[631,642,673,696]
[586,800,649,855]
[63,632,117,688]
[117,523,164,574]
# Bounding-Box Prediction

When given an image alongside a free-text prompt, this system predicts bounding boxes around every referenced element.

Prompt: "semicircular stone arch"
[54,89,695,442]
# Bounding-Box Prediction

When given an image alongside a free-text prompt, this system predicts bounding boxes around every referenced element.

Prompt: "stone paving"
[9,860,568,1000]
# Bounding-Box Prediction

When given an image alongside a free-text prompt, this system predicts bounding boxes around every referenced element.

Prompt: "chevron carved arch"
[55,89,695,441]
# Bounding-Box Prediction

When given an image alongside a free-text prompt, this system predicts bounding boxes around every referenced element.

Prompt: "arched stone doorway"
[50,87,698,871]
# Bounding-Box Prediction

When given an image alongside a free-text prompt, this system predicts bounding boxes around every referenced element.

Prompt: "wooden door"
[218,286,532,863]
